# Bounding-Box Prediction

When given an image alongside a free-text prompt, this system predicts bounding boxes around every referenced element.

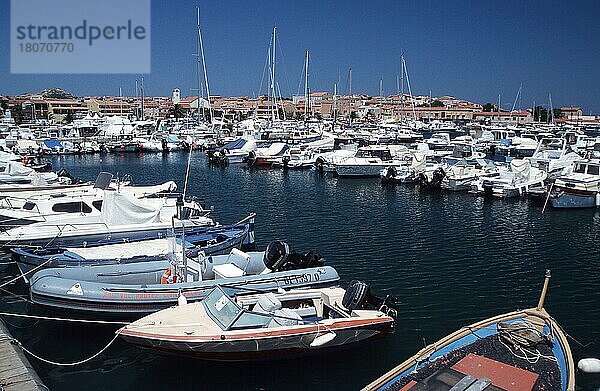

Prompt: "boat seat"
[254,293,281,313]
[268,308,303,327]
[212,263,245,279]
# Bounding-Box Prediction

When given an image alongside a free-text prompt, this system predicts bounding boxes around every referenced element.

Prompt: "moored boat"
[28,242,338,317]
[363,270,575,391]
[118,280,397,359]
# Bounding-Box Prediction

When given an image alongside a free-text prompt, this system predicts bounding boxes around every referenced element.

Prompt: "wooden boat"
[363,270,575,391]
[118,281,398,360]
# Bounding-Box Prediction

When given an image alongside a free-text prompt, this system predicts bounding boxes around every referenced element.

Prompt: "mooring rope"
[0,311,129,325]
[0,257,55,289]
[0,311,128,366]
[11,330,123,367]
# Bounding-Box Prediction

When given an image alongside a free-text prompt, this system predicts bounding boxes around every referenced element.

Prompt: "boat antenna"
[536,269,551,311]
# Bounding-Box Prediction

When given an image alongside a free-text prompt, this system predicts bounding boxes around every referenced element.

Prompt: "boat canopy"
[217,138,246,152]
[43,139,63,149]
[101,190,161,226]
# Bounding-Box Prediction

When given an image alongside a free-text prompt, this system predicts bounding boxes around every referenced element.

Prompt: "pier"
[0,319,46,391]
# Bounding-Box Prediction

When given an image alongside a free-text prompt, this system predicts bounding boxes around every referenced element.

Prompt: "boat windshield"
[574,164,586,174]
[202,286,242,330]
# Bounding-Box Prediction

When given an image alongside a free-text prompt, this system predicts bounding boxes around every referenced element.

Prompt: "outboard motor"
[246,150,257,166]
[315,156,327,173]
[342,280,371,311]
[381,166,397,185]
[161,139,169,153]
[175,195,184,220]
[342,280,399,317]
[263,240,290,271]
[277,250,325,271]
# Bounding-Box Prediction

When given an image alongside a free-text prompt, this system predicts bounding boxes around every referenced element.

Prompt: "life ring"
[22,156,28,165]
[160,268,177,284]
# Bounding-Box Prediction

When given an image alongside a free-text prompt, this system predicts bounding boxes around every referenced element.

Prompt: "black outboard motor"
[417,167,445,191]
[381,166,397,185]
[161,139,169,153]
[342,280,399,317]
[263,240,290,271]
[277,249,325,271]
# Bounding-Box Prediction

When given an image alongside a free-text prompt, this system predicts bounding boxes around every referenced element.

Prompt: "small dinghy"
[11,219,254,277]
[363,270,575,391]
[118,280,398,360]
[28,241,339,317]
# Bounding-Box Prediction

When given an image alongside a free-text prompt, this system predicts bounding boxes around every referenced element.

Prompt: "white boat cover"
[5,161,33,176]
[0,151,20,163]
[101,190,161,226]
[511,159,531,179]
[66,238,179,259]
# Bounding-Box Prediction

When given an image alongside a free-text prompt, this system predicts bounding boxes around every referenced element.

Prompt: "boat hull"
[120,317,392,360]
[551,192,600,208]
[29,265,339,317]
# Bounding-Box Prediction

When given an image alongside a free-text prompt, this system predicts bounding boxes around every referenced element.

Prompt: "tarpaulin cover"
[101,190,161,226]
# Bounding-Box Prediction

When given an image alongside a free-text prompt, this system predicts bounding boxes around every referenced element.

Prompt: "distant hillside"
[40,88,75,99]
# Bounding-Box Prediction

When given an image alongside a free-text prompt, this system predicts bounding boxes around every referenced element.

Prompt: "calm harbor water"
[1,152,599,390]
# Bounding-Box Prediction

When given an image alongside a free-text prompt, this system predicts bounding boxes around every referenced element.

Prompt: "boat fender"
[160,268,177,284]
[177,291,188,306]
[310,331,336,347]
[578,358,600,374]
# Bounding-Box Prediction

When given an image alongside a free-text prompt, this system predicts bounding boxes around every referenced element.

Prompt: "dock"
[0,320,46,391]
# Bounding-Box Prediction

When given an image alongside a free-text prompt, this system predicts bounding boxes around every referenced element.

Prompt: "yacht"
[550,159,600,208]
[334,145,409,177]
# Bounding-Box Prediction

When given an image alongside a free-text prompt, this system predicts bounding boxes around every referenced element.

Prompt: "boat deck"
[383,332,561,391]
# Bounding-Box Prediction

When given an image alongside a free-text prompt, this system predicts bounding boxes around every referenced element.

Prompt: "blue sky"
[1,0,599,113]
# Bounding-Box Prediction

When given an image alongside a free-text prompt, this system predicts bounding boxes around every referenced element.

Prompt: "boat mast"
[270,26,277,123]
[140,76,145,121]
[333,82,337,125]
[400,54,404,122]
[304,50,309,119]
[197,7,213,124]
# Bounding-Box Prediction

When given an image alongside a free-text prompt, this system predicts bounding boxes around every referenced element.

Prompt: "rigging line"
[296,58,305,97]
[13,330,122,367]
[275,34,293,99]
[0,311,129,325]
[257,34,273,98]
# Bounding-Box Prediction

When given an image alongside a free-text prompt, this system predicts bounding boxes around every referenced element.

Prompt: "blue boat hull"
[551,192,598,208]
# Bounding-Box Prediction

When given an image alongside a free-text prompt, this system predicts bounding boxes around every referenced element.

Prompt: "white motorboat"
[119,281,397,360]
[334,146,410,178]
[550,159,600,208]
[443,142,486,166]
[0,178,177,226]
[472,159,547,198]
[527,138,581,178]
[0,189,214,248]
[442,159,496,191]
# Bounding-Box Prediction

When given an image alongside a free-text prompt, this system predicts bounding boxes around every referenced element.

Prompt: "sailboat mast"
[271,26,277,122]
[304,50,309,119]
[197,7,213,123]
[140,76,145,121]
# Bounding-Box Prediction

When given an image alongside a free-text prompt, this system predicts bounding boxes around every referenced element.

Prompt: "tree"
[533,106,548,122]
[168,104,184,119]
[0,101,7,111]
[430,100,444,107]
[482,103,496,112]
[552,108,563,120]
[64,112,74,123]
[10,105,25,124]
